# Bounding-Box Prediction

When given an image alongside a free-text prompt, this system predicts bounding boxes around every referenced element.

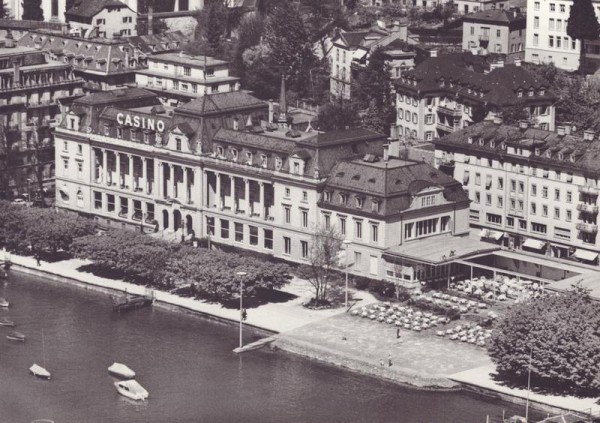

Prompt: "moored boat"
[108,362,136,379]
[114,379,149,401]
[6,331,25,342]
[0,317,14,327]
[0,297,9,307]
[29,363,51,380]
[31,420,55,423]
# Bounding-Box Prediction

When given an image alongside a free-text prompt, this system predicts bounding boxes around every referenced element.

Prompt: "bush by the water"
[353,276,412,301]
[407,297,461,320]
[490,287,600,396]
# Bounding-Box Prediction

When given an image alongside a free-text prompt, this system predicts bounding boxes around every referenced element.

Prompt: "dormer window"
[324,191,331,202]
[528,89,534,97]
[517,89,523,98]
[246,151,253,164]
[468,137,473,144]
[558,153,564,160]
[356,197,363,209]
[570,154,576,162]
[535,148,540,155]
[175,137,182,151]
[275,157,283,170]
[103,123,109,136]
[233,118,239,131]
[293,161,300,175]
[371,200,380,213]
[539,89,545,96]
[490,140,495,148]
[340,193,347,205]
[478,138,484,146]
[546,150,552,158]
[261,154,268,168]
[143,132,150,144]
[231,148,238,161]
[216,146,224,158]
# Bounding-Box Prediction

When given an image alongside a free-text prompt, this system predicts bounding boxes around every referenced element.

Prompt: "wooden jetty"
[112,291,154,313]
[233,336,276,354]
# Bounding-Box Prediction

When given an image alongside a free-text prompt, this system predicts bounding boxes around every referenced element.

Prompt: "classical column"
[154,160,160,196]
[116,153,121,187]
[102,149,108,185]
[142,158,148,194]
[231,176,236,211]
[166,164,172,198]
[259,182,265,218]
[102,192,108,213]
[128,155,134,190]
[183,167,189,204]
[202,170,208,207]
[244,178,250,215]
[216,173,222,209]
[193,168,200,206]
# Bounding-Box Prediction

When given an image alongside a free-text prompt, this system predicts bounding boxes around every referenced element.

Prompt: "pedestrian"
[388,353,392,367]
[35,253,41,267]
[379,358,384,368]
[396,327,401,339]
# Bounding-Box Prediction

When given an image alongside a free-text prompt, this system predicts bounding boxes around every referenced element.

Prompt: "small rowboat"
[108,362,136,379]
[0,297,9,308]
[114,379,149,401]
[6,331,25,342]
[29,364,51,380]
[0,317,14,327]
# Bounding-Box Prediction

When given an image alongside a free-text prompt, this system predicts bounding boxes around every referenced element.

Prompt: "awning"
[479,229,504,240]
[572,249,599,262]
[522,238,545,250]
[463,171,470,185]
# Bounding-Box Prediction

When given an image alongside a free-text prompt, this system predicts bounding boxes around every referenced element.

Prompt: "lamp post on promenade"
[236,271,247,349]
[26,178,32,207]
[343,240,352,309]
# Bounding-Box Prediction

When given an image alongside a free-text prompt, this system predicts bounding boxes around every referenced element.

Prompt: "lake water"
[0,271,542,423]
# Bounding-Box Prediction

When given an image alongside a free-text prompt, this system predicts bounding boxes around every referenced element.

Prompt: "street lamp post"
[343,240,352,309]
[26,178,31,208]
[236,271,247,349]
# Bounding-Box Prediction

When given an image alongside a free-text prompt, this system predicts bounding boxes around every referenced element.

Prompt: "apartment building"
[462,8,526,58]
[135,52,240,107]
[392,53,556,142]
[434,121,600,264]
[0,37,84,197]
[328,22,408,99]
[524,0,600,72]
[454,0,509,14]
[65,0,137,39]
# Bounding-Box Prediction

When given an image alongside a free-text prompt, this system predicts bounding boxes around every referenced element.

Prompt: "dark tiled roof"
[75,87,156,105]
[463,9,526,24]
[176,91,267,116]
[321,158,469,217]
[395,53,555,107]
[66,0,129,19]
[333,31,369,48]
[435,121,600,176]
[125,31,186,54]
[213,129,296,154]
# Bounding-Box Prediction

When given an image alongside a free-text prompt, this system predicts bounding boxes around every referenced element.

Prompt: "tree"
[22,0,43,20]
[262,1,317,95]
[195,0,228,56]
[0,1,8,18]
[567,0,600,74]
[231,14,265,77]
[353,48,395,134]
[317,101,359,131]
[499,100,530,125]
[135,17,169,36]
[297,225,343,307]
[489,287,600,396]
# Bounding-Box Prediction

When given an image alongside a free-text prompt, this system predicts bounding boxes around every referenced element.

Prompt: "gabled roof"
[176,91,267,116]
[463,8,526,25]
[75,88,156,105]
[125,31,186,54]
[65,0,129,19]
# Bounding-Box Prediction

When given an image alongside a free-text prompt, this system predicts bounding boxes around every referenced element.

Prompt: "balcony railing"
[0,77,85,93]
[576,222,598,233]
[579,185,599,195]
[436,121,457,133]
[437,104,462,117]
[577,203,599,214]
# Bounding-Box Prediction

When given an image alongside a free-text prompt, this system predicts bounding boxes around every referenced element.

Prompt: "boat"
[30,329,51,379]
[114,379,149,401]
[108,362,136,379]
[29,364,51,380]
[0,317,14,327]
[6,331,25,342]
[0,297,9,307]
[31,420,55,423]
[112,295,153,313]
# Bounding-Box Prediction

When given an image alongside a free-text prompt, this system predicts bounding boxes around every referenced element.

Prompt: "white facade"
[69,6,138,38]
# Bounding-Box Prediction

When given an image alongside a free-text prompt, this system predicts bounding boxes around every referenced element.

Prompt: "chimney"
[277,74,288,129]
[383,143,390,161]
[557,126,566,136]
[147,5,154,36]
[514,58,522,67]
[584,130,595,141]
[268,100,274,123]
[430,49,438,58]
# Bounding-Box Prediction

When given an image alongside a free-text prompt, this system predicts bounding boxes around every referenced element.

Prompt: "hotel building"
[433,120,600,264]
[392,53,556,142]
[462,9,526,58]
[55,85,488,281]
[135,52,240,107]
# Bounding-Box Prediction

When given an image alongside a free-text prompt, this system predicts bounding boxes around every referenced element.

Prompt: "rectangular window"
[264,229,273,250]
[554,227,571,240]
[249,226,258,246]
[301,241,309,259]
[533,34,539,46]
[498,196,503,208]
[475,191,480,204]
[284,206,291,224]
[355,220,362,239]
[510,179,516,192]
[542,205,548,217]
[62,158,69,176]
[107,194,115,212]
[554,189,560,201]
[301,209,308,228]
[534,1,540,10]
[469,209,480,221]
[415,218,439,237]
[283,237,291,255]
[550,3,555,11]
[339,216,347,235]
[531,202,537,214]
[497,177,503,190]
[235,222,244,242]
[518,181,524,194]
[531,184,537,196]
[534,16,539,28]
[554,207,560,219]
[369,256,378,275]
[532,222,547,234]
[542,186,548,198]
[371,224,379,243]
[475,173,481,186]
[354,252,362,272]
[566,191,572,203]
[549,35,554,47]
[184,66,191,76]
[94,191,102,210]
[566,210,572,222]
[77,161,83,178]
[220,219,229,239]
[487,213,502,225]
[549,18,555,30]
[486,194,492,206]
[506,216,514,227]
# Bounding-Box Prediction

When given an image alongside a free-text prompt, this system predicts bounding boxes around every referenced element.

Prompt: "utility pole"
[236,271,247,349]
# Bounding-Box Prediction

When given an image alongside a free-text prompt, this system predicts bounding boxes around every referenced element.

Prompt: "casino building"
[56,85,485,281]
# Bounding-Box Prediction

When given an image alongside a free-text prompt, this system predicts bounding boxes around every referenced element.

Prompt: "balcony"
[579,185,599,195]
[437,104,462,117]
[436,121,457,133]
[576,222,598,233]
[0,77,85,94]
[577,203,599,214]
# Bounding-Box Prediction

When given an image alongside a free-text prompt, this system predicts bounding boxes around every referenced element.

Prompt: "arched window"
[76,190,84,207]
